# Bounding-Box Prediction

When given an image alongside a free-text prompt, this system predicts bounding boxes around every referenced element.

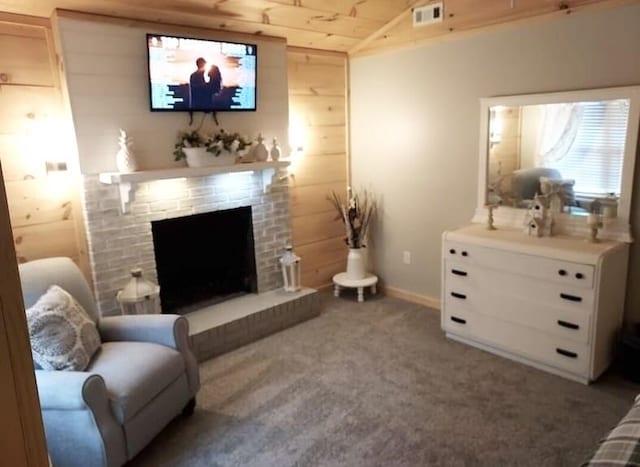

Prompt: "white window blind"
[547,99,629,196]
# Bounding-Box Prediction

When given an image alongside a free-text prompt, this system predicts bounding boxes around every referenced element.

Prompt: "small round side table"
[332,272,378,302]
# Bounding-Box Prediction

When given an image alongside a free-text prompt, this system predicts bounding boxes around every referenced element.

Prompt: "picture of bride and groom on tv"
[189,57,227,109]
[147,34,256,112]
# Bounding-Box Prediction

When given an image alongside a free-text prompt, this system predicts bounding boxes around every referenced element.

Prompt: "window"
[546,99,629,196]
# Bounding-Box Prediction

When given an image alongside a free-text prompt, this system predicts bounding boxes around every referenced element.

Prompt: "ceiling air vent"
[413,2,444,27]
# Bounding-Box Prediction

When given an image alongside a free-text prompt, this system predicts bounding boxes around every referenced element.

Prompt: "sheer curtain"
[535,103,584,166]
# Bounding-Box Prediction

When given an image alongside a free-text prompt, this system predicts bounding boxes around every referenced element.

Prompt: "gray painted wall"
[350,4,640,319]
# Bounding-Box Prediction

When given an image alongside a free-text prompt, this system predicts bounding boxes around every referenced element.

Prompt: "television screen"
[147,34,257,112]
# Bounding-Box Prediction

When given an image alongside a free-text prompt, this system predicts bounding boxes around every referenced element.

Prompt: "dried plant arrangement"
[328,187,377,249]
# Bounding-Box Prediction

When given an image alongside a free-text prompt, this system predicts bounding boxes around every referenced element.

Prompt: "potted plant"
[328,187,377,280]
[173,129,253,167]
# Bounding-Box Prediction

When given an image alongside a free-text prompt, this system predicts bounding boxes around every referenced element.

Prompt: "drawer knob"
[575,273,584,279]
[558,269,567,276]
[451,269,467,277]
[449,248,456,254]
[450,316,466,324]
[461,251,468,257]
[0,73,8,82]
[557,320,579,330]
[560,293,582,303]
[556,348,578,359]
[450,292,467,300]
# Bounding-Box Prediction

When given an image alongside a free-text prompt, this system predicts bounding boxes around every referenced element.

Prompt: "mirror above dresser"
[473,86,640,242]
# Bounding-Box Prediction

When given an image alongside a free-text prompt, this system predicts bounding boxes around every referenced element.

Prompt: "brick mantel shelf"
[99,160,290,213]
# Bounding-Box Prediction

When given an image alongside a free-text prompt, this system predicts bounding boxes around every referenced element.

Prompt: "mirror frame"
[473,85,640,242]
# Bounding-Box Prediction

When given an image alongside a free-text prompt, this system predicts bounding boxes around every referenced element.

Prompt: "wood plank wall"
[488,106,521,190]
[287,49,349,288]
[0,164,49,467]
[0,16,89,278]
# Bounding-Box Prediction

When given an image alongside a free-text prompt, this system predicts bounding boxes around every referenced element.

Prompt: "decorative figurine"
[526,217,545,237]
[486,204,498,231]
[253,133,268,162]
[587,200,603,243]
[524,193,555,238]
[115,129,138,173]
[270,136,281,161]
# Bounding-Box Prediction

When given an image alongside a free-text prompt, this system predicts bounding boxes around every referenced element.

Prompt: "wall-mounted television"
[147,34,257,112]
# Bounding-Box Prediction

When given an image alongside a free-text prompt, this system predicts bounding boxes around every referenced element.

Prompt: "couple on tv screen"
[189,57,228,110]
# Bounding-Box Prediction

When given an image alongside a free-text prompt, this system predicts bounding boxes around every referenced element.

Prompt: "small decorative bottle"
[253,133,268,162]
[116,129,138,173]
[270,137,281,161]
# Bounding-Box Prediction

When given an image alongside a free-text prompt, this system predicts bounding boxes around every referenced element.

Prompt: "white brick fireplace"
[82,168,291,316]
[54,15,297,321]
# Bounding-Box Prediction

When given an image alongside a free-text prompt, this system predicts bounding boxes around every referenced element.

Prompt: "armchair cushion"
[86,342,185,424]
[99,314,200,395]
[27,285,101,371]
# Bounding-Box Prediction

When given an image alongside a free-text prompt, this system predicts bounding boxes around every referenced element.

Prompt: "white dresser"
[441,224,629,384]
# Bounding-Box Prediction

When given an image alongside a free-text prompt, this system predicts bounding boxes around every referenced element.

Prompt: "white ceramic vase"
[184,147,236,167]
[254,133,268,162]
[346,248,366,280]
[270,137,281,161]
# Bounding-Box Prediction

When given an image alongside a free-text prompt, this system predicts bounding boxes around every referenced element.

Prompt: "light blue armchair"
[19,257,200,467]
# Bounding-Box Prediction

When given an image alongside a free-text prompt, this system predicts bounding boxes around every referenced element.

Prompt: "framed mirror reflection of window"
[474,86,640,242]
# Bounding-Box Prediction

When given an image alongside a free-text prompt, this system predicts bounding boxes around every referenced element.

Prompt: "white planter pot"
[184,147,236,167]
[346,248,366,280]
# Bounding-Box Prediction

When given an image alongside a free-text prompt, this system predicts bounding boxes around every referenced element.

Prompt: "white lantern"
[116,268,161,315]
[280,246,301,292]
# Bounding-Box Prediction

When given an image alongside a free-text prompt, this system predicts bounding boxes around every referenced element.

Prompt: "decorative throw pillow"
[26,285,101,371]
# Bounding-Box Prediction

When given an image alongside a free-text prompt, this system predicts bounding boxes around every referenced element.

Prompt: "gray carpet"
[130,292,640,466]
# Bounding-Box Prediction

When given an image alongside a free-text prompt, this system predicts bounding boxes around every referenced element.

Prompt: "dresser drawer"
[443,240,595,289]
[444,260,595,316]
[444,309,590,377]
[444,286,592,344]
[442,303,473,337]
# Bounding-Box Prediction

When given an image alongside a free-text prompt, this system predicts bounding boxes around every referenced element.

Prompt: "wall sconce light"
[489,106,505,146]
[288,114,307,176]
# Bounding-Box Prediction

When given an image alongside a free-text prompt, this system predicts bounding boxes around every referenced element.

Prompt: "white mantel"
[99,161,290,213]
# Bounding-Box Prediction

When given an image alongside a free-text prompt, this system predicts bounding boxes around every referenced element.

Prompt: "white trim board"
[383,286,440,311]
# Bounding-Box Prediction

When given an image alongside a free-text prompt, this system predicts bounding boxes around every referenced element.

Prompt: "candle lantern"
[280,245,301,292]
[116,268,161,315]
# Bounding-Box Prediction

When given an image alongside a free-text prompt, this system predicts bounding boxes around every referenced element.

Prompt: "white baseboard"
[383,286,440,311]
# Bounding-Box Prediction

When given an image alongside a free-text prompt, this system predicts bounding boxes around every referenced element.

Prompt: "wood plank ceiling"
[0,0,632,55]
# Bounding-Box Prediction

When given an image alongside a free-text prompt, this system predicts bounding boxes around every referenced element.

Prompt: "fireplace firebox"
[151,206,258,314]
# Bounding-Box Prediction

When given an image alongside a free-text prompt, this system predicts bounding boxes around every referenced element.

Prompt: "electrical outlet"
[403,251,411,265]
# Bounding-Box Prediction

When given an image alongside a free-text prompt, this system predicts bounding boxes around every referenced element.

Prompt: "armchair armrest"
[99,314,200,395]
[36,370,106,410]
[35,370,127,467]
[98,314,187,349]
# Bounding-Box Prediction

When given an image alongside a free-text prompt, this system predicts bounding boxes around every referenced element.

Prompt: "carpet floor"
[130,292,640,467]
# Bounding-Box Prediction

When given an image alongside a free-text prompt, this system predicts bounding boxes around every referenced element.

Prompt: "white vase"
[346,248,366,280]
[270,137,281,161]
[184,147,236,167]
[254,133,268,162]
